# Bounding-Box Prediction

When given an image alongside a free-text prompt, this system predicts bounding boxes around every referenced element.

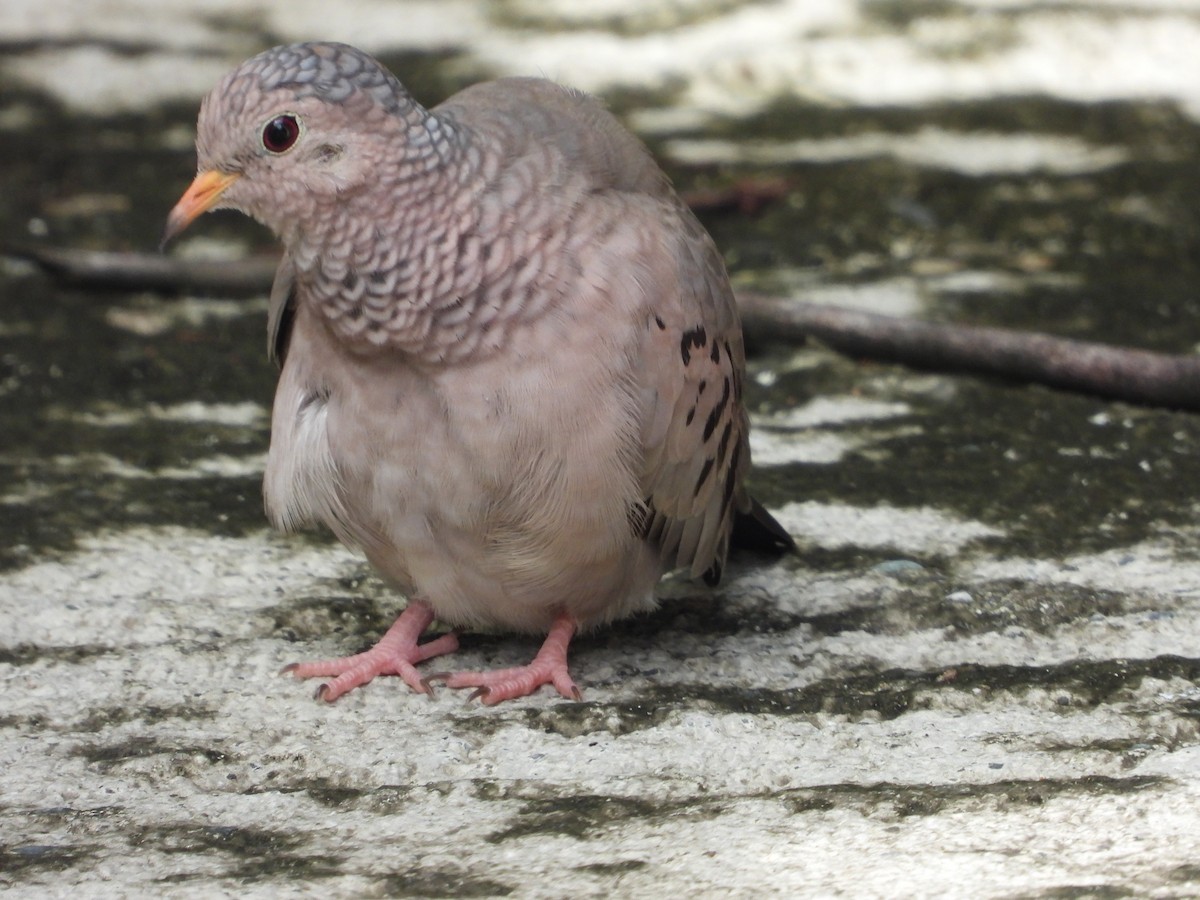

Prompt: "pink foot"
[282,599,459,702]
[432,613,581,705]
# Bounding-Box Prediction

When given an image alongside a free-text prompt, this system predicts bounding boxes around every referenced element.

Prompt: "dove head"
[165,42,435,245]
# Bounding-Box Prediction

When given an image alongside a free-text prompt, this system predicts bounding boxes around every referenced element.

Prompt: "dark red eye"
[262,114,301,153]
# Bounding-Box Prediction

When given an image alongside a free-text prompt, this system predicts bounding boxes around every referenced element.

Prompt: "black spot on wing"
[703,376,732,442]
[680,326,707,365]
[716,419,733,466]
[722,439,742,514]
[694,456,715,497]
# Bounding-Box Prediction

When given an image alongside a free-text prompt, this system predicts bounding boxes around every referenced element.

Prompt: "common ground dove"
[165,42,793,704]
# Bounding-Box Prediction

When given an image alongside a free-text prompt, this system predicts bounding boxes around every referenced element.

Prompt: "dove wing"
[267,251,297,367]
[636,199,753,585]
[438,78,763,584]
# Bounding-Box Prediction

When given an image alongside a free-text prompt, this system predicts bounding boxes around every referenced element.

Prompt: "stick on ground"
[8,243,1200,412]
[739,292,1200,411]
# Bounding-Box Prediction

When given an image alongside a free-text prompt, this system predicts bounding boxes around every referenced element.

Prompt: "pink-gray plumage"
[165,42,793,704]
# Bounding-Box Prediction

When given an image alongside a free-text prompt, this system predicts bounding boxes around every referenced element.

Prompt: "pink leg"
[432,613,581,705]
[282,599,459,702]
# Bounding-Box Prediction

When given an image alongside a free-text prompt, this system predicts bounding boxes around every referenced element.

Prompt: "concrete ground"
[2,1,1200,897]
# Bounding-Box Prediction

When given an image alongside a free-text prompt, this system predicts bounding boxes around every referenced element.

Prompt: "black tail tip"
[730,497,797,557]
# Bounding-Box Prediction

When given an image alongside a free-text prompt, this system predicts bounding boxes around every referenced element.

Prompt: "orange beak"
[161,170,240,247]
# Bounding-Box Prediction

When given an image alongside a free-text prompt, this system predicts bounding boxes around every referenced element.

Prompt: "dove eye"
[262,114,301,154]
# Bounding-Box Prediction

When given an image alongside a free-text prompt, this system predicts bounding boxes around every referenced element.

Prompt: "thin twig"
[9,243,1200,411]
[739,292,1200,411]
[3,243,277,295]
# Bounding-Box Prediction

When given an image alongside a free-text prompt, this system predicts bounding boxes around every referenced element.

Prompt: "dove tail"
[730,496,796,557]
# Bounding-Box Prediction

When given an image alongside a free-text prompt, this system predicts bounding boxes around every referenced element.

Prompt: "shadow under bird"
[164,41,794,704]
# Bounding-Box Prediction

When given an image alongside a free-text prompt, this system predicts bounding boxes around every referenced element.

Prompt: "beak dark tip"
[160,216,183,253]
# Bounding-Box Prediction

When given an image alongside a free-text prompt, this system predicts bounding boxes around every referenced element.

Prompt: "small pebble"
[872,559,925,576]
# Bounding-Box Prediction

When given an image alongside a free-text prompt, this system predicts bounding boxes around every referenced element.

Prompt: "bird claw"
[437,664,582,705]
[282,607,581,705]
[466,687,490,705]
[280,601,458,702]
[430,614,582,704]
[417,675,442,697]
